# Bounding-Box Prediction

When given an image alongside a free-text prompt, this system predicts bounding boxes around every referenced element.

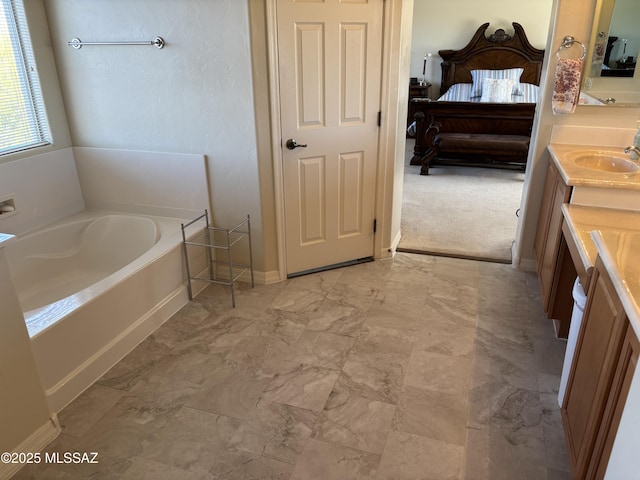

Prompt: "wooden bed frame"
[410,22,545,175]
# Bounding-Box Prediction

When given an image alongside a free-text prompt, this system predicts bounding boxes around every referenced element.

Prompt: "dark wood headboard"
[438,22,545,95]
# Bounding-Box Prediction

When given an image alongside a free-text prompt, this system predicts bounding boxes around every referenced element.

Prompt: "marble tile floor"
[14,253,571,479]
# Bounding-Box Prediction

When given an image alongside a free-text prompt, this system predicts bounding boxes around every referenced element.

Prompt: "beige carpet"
[399,140,524,263]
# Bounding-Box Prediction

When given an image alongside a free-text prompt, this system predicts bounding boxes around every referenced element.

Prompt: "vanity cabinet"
[590,325,639,479]
[562,256,638,479]
[534,161,575,335]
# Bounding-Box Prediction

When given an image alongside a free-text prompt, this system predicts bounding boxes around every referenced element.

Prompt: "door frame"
[265,0,413,279]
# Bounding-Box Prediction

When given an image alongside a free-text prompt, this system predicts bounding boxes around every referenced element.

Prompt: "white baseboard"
[259,269,284,284]
[0,414,60,480]
[234,268,279,285]
[518,258,537,272]
[511,243,536,272]
[379,230,402,259]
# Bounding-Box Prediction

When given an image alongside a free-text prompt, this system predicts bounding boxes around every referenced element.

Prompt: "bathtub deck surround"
[0,146,209,237]
[0,234,59,480]
[0,148,85,236]
[72,147,208,219]
[13,253,570,479]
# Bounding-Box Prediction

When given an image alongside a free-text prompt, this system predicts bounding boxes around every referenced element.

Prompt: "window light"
[0,0,51,156]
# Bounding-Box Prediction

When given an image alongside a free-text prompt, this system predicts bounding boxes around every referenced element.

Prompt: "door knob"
[286,139,308,150]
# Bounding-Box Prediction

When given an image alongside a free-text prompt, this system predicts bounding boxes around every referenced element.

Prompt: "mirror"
[581,0,640,106]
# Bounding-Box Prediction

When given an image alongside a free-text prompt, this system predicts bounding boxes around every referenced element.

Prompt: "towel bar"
[68,36,165,50]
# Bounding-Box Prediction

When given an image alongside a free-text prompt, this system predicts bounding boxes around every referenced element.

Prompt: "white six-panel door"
[276,0,383,275]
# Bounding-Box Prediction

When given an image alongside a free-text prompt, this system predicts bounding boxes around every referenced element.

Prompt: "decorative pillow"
[479,78,516,103]
[471,68,524,97]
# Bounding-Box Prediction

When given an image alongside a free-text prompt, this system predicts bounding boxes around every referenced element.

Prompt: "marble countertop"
[548,144,640,189]
[561,204,640,337]
[562,205,640,276]
[591,229,640,337]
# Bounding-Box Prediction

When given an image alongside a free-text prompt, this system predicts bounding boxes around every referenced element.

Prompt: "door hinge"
[377,111,381,127]
[373,219,377,233]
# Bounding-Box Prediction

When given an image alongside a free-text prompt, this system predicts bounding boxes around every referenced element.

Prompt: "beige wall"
[391,1,417,250]
[410,0,554,96]
[248,0,280,278]
[379,0,415,256]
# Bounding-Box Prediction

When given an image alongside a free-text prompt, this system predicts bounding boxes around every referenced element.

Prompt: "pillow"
[479,78,516,103]
[471,68,524,97]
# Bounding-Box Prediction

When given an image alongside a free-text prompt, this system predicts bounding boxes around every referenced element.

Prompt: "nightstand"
[408,83,432,131]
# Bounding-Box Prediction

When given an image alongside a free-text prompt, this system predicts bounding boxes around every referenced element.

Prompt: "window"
[0,0,51,155]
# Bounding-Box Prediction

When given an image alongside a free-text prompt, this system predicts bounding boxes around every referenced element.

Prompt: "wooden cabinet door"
[562,257,628,479]
[534,161,571,313]
[533,162,556,269]
[588,325,640,479]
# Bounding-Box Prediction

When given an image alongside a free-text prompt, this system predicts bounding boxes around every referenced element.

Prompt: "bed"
[410,22,545,175]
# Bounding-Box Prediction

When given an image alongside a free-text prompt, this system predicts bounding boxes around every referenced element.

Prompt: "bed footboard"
[411,101,536,175]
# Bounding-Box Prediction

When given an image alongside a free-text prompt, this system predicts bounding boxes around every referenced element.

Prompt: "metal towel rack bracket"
[557,36,586,61]
[68,36,165,50]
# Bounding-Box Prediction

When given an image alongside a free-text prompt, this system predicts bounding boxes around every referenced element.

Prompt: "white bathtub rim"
[10,209,196,339]
[15,211,155,242]
[23,214,160,261]
[13,214,162,314]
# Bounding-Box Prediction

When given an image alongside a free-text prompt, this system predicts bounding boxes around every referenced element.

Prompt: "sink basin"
[567,151,640,173]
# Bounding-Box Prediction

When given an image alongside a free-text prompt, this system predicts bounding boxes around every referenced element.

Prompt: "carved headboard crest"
[488,29,512,43]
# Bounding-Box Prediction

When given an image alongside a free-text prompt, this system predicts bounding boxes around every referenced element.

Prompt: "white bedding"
[437,82,539,103]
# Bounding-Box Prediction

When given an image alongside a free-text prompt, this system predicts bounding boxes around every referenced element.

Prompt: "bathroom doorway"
[398,2,554,263]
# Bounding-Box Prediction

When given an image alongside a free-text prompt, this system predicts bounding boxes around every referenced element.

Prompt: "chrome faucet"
[624,145,640,158]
